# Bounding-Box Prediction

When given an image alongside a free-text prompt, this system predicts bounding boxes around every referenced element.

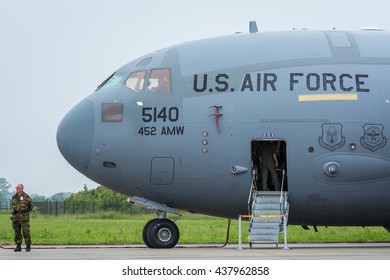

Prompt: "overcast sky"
[1,0,390,196]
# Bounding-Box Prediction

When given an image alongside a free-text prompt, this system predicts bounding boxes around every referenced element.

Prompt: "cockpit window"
[125,71,146,92]
[96,72,126,91]
[136,57,152,67]
[146,69,172,93]
[96,69,172,93]
[101,103,124,122]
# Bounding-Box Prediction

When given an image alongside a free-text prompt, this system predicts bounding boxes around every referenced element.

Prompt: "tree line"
[0,178,150,215]
[0,177,72,202]
[0,178,13,208]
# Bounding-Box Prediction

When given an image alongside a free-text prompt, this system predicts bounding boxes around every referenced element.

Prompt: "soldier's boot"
[14,243,21,252]
[26,244,31,252]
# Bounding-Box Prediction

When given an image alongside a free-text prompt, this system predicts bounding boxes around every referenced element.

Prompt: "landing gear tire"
[142,218,179,248]
[142,219,158,248]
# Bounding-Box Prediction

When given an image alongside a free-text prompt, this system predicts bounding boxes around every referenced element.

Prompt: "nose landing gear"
[127,196,181,248]
[142,218,180,248]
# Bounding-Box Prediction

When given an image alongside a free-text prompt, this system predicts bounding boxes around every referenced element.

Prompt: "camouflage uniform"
[11,191,33,246]
[259,141,280,191]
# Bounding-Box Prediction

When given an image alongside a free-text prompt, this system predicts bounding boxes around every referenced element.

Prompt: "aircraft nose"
[57,99,94,174]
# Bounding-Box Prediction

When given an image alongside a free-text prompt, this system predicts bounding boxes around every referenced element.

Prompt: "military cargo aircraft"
[57,22,390,248]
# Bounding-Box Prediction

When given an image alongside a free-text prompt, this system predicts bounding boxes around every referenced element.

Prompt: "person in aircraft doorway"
[259,141,280,191]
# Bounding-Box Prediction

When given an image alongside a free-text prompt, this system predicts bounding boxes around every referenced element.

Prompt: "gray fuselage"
[57,30,390,227]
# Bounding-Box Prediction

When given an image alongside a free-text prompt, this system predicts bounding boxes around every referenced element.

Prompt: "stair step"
[253,204,281,211]
[249,234,279,242]
[252,217,282,223]
[251,213,283,219]
[255,193,280,197]
[256,191,281,195]
[249,228,280,235]
[255,197,281,204]
[250,222,281,229]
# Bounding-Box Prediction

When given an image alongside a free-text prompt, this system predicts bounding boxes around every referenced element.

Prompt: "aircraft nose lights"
[202,131,208,153]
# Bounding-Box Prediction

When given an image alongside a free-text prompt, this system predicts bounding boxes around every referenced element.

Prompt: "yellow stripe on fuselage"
[298,93,358,102]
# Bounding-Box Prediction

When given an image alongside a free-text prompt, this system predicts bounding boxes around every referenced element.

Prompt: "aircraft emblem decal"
[360,124,387,152]
[318,123,346,151]
[209,106,223,132]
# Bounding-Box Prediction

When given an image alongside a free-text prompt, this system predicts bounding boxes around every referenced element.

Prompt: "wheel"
[145,218,179,248]
[142,218,158,248]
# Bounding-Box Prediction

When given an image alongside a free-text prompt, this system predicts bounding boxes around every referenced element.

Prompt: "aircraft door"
[251,140,288,192]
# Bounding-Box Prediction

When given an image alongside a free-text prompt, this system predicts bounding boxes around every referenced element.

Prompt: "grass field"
[1,212,390,245]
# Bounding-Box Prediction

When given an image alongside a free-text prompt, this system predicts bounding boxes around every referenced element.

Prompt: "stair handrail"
[247,177,256,215]
[279,169,286,213]
[247,163,258,215]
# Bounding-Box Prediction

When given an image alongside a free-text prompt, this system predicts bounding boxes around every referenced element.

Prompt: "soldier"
[11,184,33,252]
[259,141,280,191]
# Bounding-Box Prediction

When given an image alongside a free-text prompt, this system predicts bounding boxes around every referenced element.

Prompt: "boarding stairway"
[248,191,288,247]
[246,170,289,248]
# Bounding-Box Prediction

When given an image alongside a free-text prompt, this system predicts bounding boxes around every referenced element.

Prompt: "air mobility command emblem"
[318,123,346,151]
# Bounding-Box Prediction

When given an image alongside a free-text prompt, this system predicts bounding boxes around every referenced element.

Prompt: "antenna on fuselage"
[249,21,258,33]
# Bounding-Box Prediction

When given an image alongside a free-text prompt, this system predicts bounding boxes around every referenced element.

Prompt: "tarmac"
[1,243,390,260]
